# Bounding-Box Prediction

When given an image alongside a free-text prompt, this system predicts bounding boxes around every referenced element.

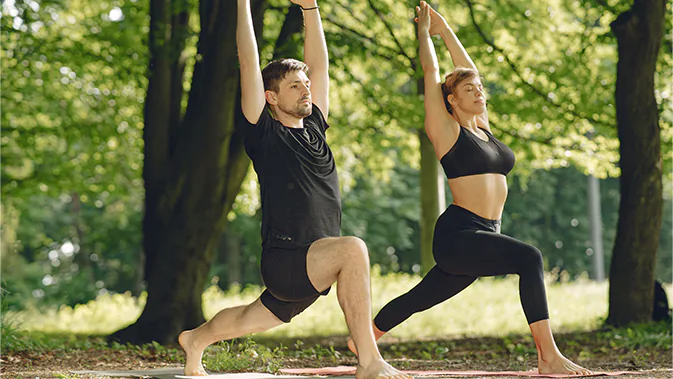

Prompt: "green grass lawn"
[8,268,672,340]
[3,271,672,378]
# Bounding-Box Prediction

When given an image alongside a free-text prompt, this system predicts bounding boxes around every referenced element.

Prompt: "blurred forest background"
[2,0,671,339]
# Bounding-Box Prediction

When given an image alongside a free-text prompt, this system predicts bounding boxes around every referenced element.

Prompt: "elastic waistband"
[440,204,501,232]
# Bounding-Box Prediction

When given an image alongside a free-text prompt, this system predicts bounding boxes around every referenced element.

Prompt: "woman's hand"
[416,1,431,34]
[415,1,449,36]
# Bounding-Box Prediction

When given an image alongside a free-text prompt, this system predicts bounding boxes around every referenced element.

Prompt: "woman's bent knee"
[520,245,544,271]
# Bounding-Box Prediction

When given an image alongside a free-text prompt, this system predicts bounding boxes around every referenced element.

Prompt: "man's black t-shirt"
[244,104,341,250]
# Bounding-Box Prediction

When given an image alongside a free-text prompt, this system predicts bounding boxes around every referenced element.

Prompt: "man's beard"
[280,101,312,118]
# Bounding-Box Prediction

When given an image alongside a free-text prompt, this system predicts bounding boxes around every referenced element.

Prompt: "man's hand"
[290,0,318,9]
[415,1,449,36]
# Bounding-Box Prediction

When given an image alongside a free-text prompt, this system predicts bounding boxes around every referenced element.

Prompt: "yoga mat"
[279,366,643,378]
[71,368,303,379]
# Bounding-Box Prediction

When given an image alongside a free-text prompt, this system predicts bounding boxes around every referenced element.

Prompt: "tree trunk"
[606,0,665,327]
[220,228,242,287]
[419,130,444,274]
[112,0,266,345]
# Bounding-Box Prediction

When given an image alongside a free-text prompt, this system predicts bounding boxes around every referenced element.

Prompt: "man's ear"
[265,90,278,105]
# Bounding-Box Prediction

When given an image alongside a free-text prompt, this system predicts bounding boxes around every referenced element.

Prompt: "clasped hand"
[415,1,449,36]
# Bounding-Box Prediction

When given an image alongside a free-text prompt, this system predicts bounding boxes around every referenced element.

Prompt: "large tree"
[606,0,666,326]
[112,0,266,344]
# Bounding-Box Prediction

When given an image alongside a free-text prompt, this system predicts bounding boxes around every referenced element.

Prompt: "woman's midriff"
[448,174,508,220]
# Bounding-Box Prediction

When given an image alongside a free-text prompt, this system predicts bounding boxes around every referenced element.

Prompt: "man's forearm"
[237,0,260,67]
[303,2,328,73]
[237,0,265,123]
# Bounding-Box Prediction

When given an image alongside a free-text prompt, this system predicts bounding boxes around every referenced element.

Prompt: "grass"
[3,304,671,376]
[203,338,284,373]
[9,267,672,340]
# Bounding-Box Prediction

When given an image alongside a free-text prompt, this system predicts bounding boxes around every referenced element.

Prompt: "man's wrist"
[300,1,318,10]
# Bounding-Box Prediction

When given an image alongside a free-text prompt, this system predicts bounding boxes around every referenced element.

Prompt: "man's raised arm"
[293,0,329,119]
[237,0,266,124]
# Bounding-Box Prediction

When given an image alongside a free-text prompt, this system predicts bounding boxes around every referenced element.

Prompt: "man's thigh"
[261,245,329,302]
[259,290,321,323]
[306,236,368,294]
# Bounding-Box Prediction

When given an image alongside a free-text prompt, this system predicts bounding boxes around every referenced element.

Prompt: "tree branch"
[272,4,303,60]
[583,0,620,15]
[337,63,384,133]
[324,17,402,62]
[463,0,612,128]
[365,0,416,70]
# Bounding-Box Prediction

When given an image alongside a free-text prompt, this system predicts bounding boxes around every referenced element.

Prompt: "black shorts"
[260,243,331,323]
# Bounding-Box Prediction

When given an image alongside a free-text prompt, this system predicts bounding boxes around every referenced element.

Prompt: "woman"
[349,2,591,375]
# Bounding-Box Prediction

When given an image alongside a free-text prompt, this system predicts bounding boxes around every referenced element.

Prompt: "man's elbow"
[238,55,258,68]
[421,64,440,75]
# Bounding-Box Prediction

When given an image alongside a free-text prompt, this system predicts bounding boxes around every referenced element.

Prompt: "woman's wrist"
[438,23,453,37]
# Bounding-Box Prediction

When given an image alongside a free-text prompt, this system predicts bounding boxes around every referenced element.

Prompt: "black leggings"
[374,204,549,332]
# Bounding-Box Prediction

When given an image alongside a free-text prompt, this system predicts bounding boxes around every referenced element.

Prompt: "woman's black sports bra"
[440,126,515,179]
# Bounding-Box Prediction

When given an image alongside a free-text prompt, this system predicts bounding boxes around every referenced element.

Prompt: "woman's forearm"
[438,24,477,70]
[419,29,440,74]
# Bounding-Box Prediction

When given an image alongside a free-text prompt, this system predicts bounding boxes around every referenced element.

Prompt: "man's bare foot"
[348,323,386,356]
[538,353,592,375]
[178,330,208,376]
[356,358,413,379]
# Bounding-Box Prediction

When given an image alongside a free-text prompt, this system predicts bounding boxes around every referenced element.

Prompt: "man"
[178,1,412,378]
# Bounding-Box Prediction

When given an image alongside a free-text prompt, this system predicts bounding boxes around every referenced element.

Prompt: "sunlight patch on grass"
[11,269,672,340]
[8,292,145,335]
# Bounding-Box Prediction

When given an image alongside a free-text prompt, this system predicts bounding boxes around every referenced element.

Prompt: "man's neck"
[271,107,304,128]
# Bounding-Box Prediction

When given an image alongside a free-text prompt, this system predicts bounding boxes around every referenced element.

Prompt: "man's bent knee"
[341,236,368,256]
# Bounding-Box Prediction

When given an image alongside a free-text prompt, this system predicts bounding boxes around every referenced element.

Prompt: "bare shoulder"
[425,115,461,160]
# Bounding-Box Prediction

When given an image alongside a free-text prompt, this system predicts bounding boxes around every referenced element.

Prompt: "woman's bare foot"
[348,322,386,356]
[538,353,592,375]
[356,358,413,379]
[178,330,208,376]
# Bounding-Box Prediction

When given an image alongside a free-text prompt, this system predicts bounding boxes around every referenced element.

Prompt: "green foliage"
[54,374,82,379]
[287,340,342,362]
[3,195,143,311]
[599,322,673,351]
[341,158,421,274]
[4,0,671,317]
[1,287,47,353]
[2,0,146,310]
[2,0,147,201]
[203,338,282,374]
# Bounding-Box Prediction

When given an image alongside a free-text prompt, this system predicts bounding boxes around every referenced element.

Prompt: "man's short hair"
[262,59,309,93]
